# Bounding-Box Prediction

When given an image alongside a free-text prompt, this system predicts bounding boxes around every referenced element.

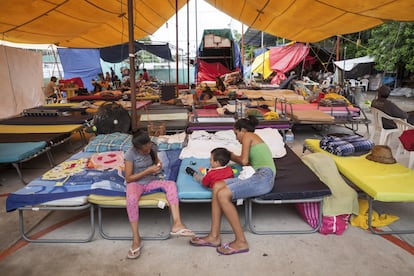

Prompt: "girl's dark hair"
[131,130,151,149]
[211,147,231,166]
[234,115,259,132]
[131,130,156,163]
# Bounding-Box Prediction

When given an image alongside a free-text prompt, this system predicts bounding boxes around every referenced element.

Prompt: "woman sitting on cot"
[189,116,276,255]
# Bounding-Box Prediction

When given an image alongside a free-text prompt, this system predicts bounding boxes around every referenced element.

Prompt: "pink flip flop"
[216,243,249,255]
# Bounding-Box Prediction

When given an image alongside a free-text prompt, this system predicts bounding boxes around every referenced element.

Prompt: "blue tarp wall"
[58,48,102,91]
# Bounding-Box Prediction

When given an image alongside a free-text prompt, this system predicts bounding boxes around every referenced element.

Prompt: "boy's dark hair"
[234,115,259,132]
[131,130,156,163]
[211,147,231,166]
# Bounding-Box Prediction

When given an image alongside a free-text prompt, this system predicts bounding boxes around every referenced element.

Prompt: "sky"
[151,0,243,57]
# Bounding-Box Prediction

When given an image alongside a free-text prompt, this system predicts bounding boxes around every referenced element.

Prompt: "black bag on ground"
[93,102,131,134]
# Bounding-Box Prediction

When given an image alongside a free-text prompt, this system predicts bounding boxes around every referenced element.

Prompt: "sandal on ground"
[127,244,143,259]
[216,242,249,255]
[170,228,195,237]
[190,237,221,247]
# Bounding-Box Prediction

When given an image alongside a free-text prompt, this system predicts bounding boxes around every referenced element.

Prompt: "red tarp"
[269,43,310,85]
[196,60,235,83]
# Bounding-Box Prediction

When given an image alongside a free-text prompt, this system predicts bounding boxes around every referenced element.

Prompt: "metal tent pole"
[128,0,137,130]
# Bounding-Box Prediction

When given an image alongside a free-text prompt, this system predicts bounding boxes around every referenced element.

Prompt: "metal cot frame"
[18,203,95,243]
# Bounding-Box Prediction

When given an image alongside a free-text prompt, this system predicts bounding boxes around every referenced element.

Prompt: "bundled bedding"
[319,134,374,156]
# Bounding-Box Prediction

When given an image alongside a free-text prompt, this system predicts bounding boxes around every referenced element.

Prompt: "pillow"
[84,132,132,152]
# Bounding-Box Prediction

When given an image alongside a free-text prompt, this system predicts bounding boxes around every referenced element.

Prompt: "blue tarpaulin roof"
[100,41,173,63]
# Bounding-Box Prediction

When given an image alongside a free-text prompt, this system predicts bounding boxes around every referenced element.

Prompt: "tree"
[364,22,414,73]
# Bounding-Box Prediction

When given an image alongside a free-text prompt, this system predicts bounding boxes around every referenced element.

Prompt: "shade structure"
[100,41,173,63]
[205,0,414,42]
[3,1,414,47]
[251,43,310,82]
[0,0,187,48]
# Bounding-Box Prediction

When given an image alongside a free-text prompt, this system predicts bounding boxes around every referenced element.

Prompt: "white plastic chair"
[360,78,369,92]
[370,107,400,145]
[393,118,414,169]
[348,79,358,87]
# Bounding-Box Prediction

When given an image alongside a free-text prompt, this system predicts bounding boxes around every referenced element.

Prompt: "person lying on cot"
[186,147,234,189]
[198,87,221,109]
[124,130,194,259]
[189,116,276,255]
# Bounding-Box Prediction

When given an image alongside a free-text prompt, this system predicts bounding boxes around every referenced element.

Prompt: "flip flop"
[127,244,143,259]
[190,237,221,247]
[170,228,195,237]
[216,243,249,255]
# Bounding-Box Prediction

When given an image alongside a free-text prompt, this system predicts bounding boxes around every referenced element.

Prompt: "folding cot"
[0,114,91,148]
[187,108,291,133]
[236,88,305,102]
[21,104,89,115]
[0,124,85,183]
[276,100,370,134]
[247,146,331,235]
[176,129,330,235]
[87,192,171,241]
[67,91,123,102]
[0,133,71,144]
[5,149,103,243]
[138,106,189,133]
[5,132,184,242]
[176,157,247,234]
[304,138,414,235]
[0,141,54,184]
[0,114,93,126]
[87,146,183,241]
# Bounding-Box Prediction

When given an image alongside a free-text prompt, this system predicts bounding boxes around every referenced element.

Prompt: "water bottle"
[236,100,242,119]
[285,129,294,147]
[236,100,245,119]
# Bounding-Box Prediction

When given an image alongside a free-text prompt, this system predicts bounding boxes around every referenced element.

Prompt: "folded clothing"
[320,134,374,156]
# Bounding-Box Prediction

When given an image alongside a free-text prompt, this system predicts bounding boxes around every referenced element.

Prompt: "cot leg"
[18,204,95,243]
[367,197,414,235]
[247,198,322,235]
[12,162,26,185]
[46,151,55,167]
[97,205,171,240]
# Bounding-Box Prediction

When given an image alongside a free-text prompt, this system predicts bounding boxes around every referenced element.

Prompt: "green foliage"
[365,22,414,73]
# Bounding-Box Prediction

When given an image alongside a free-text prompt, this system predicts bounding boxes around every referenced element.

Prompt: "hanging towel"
[302,153,359,216]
